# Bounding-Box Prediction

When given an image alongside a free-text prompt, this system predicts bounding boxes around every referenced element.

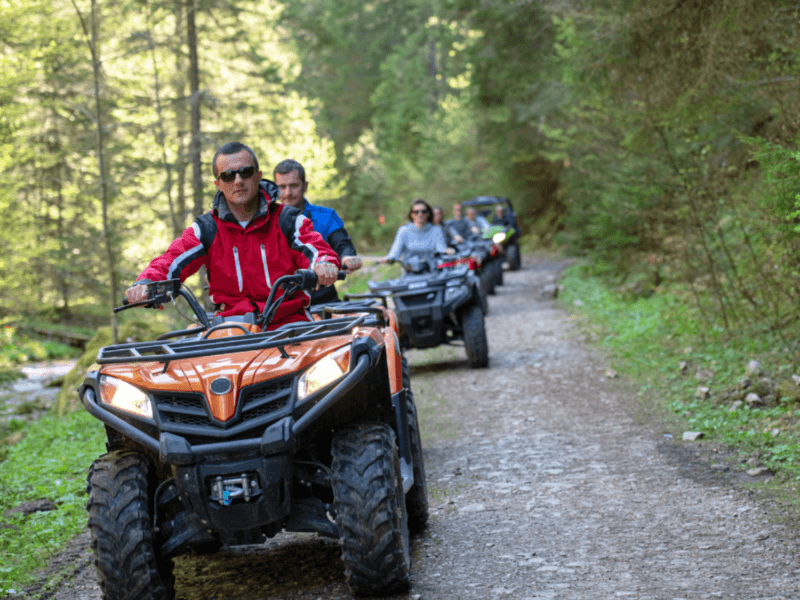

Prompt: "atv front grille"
[155,392,207,427]
[153,377,294,438]
[239,379,293,420]
[399,292,438,308]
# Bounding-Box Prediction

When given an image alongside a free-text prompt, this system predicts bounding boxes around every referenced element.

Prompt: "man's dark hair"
[212,142,259,177]
[273,159,306,183]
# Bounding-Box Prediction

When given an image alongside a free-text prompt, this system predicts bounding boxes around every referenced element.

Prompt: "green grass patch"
[0,410,106,595]
[1,325,81,367]
[559,261,800,482]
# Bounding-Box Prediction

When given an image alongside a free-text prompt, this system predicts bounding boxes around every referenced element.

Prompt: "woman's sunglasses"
[411,209,429,215]
[218,166,257,183]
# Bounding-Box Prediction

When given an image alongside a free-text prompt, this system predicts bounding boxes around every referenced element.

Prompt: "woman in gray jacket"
[382,199,448,264]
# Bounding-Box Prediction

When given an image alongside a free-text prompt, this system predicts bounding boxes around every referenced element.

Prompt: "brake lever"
[114,297,164,313]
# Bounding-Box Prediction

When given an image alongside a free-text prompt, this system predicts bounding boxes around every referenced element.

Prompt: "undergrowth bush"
[0,326,79,367]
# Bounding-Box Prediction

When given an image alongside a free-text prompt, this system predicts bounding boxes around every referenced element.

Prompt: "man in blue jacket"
[273,159,362,305]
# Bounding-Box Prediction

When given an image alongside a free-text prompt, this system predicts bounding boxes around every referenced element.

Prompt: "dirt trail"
[39,255,800,599]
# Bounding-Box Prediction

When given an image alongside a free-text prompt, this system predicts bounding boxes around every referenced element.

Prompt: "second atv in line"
[359,255,489,368]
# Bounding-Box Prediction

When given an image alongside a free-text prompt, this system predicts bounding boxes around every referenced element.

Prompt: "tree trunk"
[145,4,179,238]
[173,0,188,231]
[76,0,118,343]
[187,0,202,217]
[186,0,211,309]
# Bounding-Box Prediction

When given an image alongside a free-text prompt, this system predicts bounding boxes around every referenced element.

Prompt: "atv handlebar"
[116,279,211,329]
[258,269,346,328]
[117,279,183,312]
[115,270,345,331]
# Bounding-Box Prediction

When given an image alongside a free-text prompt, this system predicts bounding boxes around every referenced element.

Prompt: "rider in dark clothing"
[444,203,471,245]
[492,205,515,228]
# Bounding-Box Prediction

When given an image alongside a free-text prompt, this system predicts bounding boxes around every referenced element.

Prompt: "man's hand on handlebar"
[342,256,363,275]
[125,284,149,305]
[313,261,339,289]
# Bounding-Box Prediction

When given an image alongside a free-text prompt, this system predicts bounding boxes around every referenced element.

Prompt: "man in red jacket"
[125,142,340,329]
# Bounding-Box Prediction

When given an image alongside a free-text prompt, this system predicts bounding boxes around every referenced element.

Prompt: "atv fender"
[390,387,415,495]
[385,329,403,395]
[350,334,383,368]
[469,279,488,313]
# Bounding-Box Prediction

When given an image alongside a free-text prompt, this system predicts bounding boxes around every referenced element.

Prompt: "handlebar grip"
[338,270,347,281]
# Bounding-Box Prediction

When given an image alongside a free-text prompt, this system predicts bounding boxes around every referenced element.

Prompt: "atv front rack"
[97,311,381,365]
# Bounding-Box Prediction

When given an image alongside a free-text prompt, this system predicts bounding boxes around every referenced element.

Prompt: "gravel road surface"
[31,255,800,600]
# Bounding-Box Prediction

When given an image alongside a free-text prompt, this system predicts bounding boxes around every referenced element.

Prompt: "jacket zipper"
[260,244,271,288]
[233,246,243,292]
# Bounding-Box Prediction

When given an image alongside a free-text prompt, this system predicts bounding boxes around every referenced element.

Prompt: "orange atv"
[79,271,428,599]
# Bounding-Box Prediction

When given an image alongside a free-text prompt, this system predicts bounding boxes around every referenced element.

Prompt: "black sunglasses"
[217,166,257,183]
[412,209,429,215]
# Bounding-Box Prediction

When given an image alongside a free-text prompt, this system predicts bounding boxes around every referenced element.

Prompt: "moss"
[777,380,800,406]
[54,319,165,415]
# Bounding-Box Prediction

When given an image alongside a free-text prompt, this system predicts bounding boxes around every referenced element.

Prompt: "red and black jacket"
[135,180,341,329]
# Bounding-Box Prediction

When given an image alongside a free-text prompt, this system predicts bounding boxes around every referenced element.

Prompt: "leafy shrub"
[0,326,79,367]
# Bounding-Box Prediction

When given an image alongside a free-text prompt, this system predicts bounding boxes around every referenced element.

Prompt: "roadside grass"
[558,262,800,487]
[0,410,105,596]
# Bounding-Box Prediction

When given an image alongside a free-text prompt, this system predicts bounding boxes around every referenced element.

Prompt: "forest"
[0,0,798,343]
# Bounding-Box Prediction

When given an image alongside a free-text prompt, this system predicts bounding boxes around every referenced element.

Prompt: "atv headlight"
[492,231,507,244]
[298,346,351,400]
[98,375,153,419]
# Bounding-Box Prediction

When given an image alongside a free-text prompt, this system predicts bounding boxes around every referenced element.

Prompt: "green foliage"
[277,0,556,249]
[535,1,800,335]
[0,410,106,596]
[559,262,800,480]
[0,0,339,320]
[0,368,24,386]
[748,136,800,233]
[0,326,79,367]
